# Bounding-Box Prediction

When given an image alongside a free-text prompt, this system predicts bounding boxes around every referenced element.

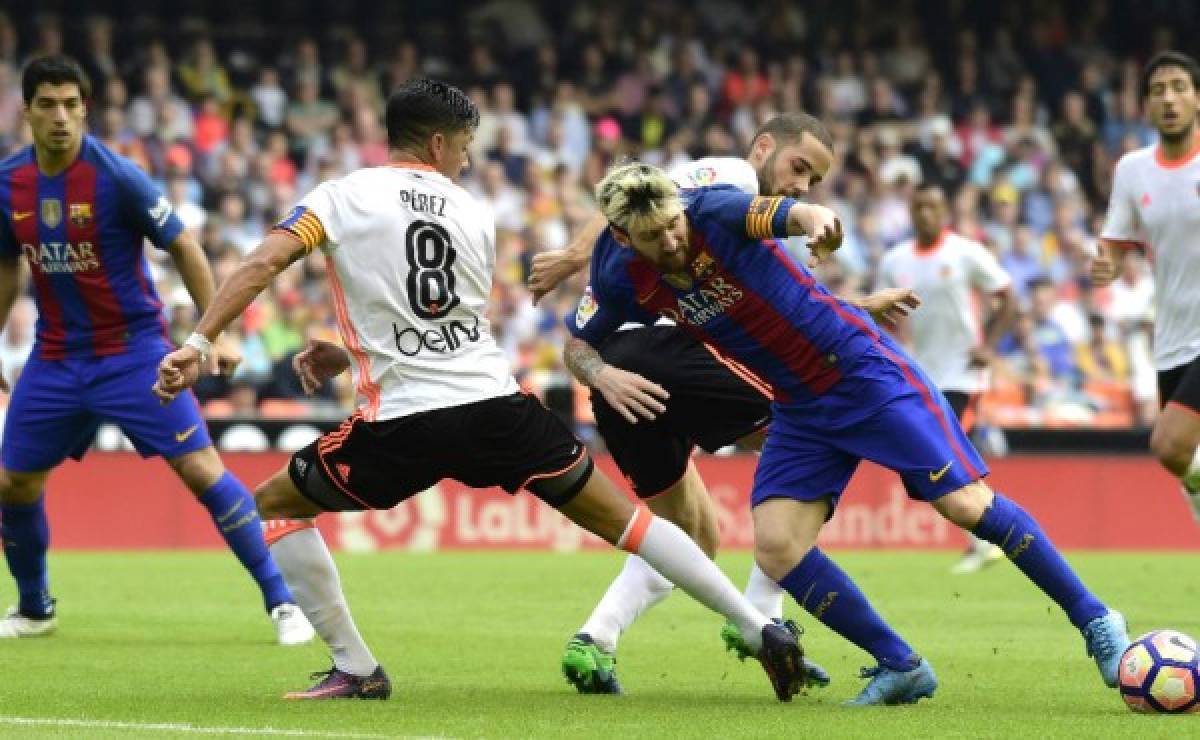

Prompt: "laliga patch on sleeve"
[148,195,173,227]
[688,166,717,186]
[575,285,599,326]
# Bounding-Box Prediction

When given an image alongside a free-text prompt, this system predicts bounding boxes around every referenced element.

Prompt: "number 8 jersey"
[272,162,518,421]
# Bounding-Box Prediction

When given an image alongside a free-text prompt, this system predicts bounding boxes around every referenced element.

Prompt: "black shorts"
[1158,356,1200,413]
[591,326,772,498]
[289,393,592,511]
[941,390,979,433]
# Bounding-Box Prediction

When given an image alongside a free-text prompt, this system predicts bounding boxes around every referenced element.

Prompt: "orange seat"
[258,399,312,418]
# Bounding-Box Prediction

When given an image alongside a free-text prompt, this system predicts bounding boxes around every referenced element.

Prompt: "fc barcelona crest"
[40,198,62,228]
[69,202,93,227]
[691,251,716,279]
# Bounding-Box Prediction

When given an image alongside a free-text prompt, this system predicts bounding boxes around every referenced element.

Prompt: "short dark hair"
[1140,51,1200,98]
[385,78,479,152]
[751,112,833,153]
[21,54,91,105]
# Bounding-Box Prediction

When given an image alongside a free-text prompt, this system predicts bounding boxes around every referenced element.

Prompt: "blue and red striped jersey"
[0,134,184,359]
[566,185,879,403]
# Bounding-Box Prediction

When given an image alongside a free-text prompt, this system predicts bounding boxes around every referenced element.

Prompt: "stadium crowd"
[0,0,1191,433]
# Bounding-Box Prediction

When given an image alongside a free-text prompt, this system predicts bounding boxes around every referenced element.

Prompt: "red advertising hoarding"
[41,453,1198,551]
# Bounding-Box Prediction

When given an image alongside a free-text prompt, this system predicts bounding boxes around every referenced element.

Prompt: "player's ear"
[428,131,444,163]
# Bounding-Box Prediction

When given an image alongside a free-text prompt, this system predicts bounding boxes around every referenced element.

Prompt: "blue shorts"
[752,336,987,510]
[2,341,212,473]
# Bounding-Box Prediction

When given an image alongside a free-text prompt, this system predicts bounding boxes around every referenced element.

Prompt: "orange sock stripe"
[620,506,654,553]
[262,518,316,545]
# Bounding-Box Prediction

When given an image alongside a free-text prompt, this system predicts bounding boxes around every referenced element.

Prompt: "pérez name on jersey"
[398,187,447,217]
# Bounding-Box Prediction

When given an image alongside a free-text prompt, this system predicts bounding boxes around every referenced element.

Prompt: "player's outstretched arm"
[153,232,309,403]
[851,287,922,330]
[563,336,669,424]
[528,212,607,304]
[785,202,843,268]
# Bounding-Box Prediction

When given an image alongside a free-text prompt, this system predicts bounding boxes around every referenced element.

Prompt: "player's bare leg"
[1149,404,1200,520]
[0,467,57,637]
[566,463,716,693]
[932,480,1129,687]
[753,497,936,705]
[167,447,313,645]
[574,463,714,653]
[255,467,390,699]
[558,464,805,701]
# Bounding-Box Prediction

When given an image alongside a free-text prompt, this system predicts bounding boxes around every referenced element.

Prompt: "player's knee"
[0,470,46,504]
[753,529,806,581]
[1149,427,1193,477]
[168,448,223,494]
[933,481,993,529]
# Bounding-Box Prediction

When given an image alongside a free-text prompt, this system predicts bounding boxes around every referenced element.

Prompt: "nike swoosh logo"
[175,424,200,443]
[929,461,953,482]
[12,211,33,221]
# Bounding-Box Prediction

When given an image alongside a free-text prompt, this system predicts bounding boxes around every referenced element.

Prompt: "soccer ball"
[1118,630,1200,713]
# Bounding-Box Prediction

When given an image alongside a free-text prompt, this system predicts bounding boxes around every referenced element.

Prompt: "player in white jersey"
[1093,52,1200,518]
[529,115,918,693]
[879,184,1016,574]
[152,79,808,702]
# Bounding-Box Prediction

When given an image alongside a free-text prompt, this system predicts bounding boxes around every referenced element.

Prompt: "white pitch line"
[0,716,407,739]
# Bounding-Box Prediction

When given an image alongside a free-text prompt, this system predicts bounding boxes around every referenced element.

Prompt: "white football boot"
[0,605,57,638]
[271,603,316,646]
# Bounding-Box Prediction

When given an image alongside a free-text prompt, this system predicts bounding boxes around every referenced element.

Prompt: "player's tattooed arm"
[564,337,669,423]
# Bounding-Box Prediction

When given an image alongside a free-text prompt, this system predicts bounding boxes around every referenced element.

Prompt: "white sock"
[743,563,785,620]
[619,509,769,652]
[1183,446,1200,493]
[268,523,378,676]
[579,555,674,653]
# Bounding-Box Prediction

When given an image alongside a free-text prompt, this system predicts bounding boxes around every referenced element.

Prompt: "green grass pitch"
[0,550,1196,738]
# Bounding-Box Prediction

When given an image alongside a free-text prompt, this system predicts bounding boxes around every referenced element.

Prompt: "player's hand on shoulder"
[292,338,351,395]
[861,287,921,329]
[528,248,579,304]
[152,346,203,404]
[592,365,669,424]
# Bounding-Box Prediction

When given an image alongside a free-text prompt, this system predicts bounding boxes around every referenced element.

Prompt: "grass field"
[0,550,1197,738]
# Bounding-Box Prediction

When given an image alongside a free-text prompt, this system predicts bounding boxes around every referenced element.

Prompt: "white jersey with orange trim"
[1101,143,1200,371]
[879,229,1011,393]
[273,163,518,421]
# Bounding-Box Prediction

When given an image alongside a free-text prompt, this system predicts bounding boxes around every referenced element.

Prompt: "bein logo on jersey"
[392,316,483,357]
